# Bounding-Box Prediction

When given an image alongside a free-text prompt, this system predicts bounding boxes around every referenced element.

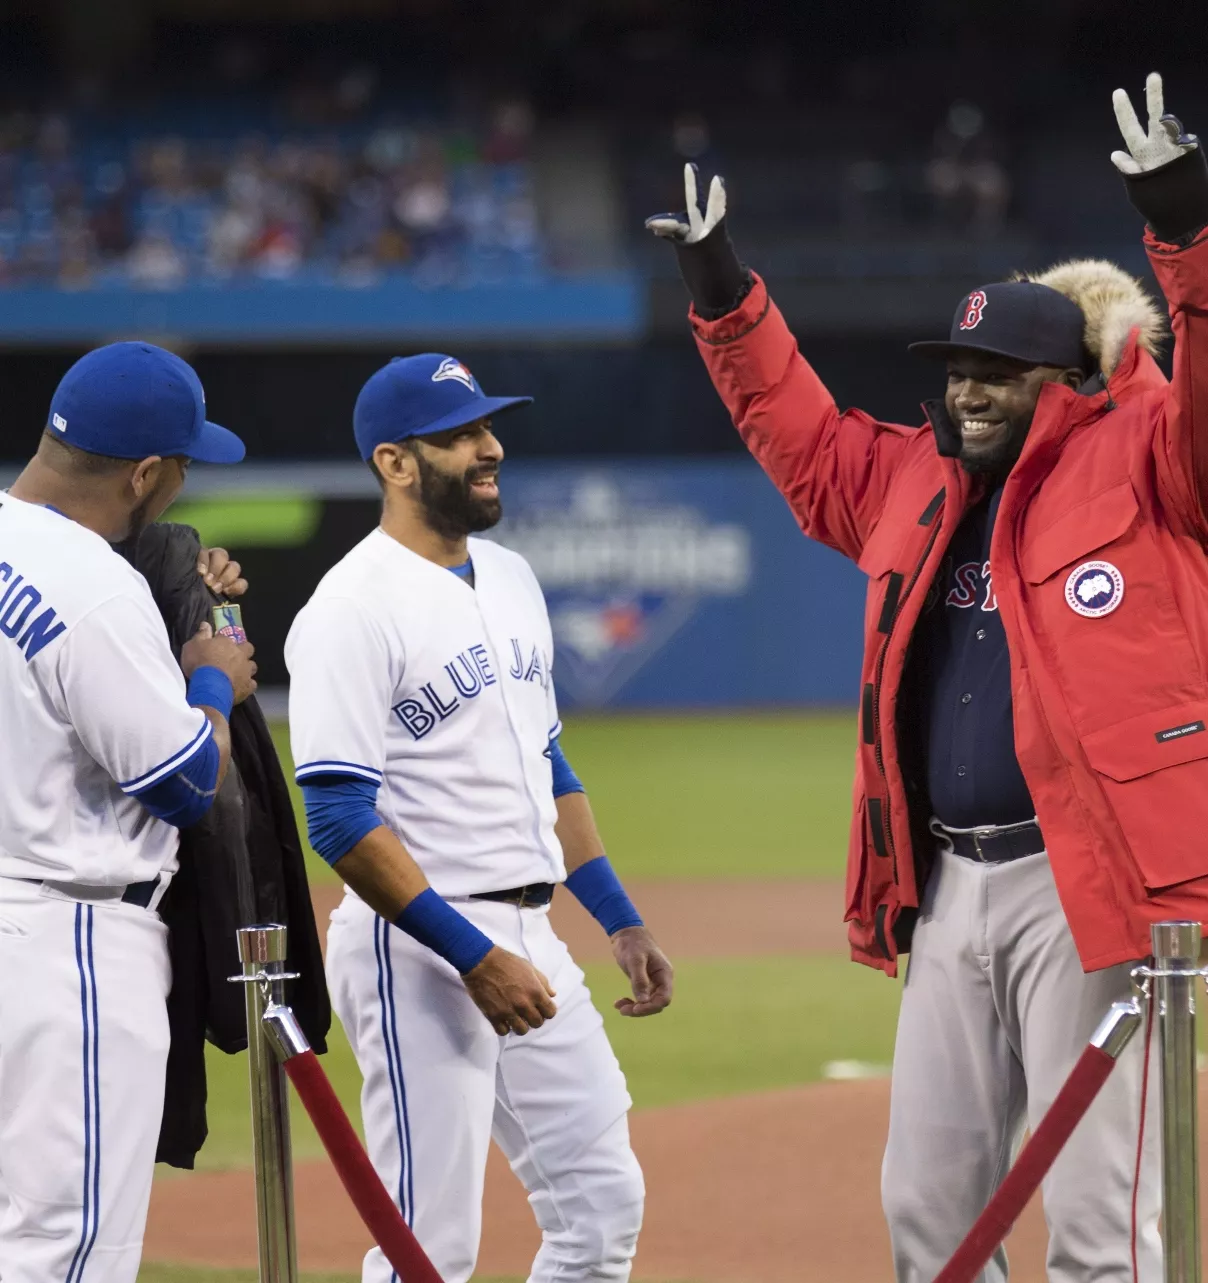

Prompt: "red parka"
[693,231,1208,974]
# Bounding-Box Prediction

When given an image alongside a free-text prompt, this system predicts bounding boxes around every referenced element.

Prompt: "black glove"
[645,163,752,318]
[1112,73,1208,243]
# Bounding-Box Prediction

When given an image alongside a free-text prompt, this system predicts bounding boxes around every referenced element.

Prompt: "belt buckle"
[518,886,539,908]
[971,829,993,862]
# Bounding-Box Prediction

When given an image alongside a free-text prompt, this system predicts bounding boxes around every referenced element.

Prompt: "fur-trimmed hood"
[1013,259,1165,379]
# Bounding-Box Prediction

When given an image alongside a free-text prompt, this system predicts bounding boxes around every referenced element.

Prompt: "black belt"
[942,821,1045,864]
[121,878,160,907]
[19,876,160,906]
[472,882,556,908]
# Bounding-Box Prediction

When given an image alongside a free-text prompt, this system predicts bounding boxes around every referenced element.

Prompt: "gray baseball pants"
[881,846,1161,1283]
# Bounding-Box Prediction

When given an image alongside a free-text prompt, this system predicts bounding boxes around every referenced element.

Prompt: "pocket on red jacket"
[1082,700,1208,888]
[1020,481,1204,732]
[1020,480,1139,585]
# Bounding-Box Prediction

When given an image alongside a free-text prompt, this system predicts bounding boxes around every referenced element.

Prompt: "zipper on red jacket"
[869,488,946,887]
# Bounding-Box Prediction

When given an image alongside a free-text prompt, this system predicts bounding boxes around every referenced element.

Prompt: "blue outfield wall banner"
[485,459,867,709]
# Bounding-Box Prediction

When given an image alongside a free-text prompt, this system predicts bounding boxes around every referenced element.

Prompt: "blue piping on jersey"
[119,716,212,794]
[66,905,101,1283]
[295,758,383,786]
[375,917,414,1262]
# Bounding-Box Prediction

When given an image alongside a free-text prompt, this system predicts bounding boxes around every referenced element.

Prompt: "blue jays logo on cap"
[353,352,533,462]
[1064,560,1124,618]
[431,357,477,392]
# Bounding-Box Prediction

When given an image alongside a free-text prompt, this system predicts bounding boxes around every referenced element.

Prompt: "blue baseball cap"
[47,342,245,464]
[354,353,532,462]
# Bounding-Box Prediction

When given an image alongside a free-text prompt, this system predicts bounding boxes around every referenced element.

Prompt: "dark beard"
[957,416,1032,482]
[122,492,159,543]
[413,449,502,538]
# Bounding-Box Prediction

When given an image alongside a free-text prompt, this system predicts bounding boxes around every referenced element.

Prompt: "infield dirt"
[143,881,1082,1282]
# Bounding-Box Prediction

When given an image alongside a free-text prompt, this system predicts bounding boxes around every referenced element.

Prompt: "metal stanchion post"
[1152,921,1202,1283]
[234,925,301,1283]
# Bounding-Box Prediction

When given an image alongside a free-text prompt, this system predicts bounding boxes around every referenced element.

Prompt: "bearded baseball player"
[650,74,1208,1281]
[0,342,257,1282]
[285,353,673,1283]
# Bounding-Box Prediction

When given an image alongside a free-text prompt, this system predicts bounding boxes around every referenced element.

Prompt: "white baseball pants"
[0,878,171,1283]
[881,848,1161,1283]
[327,892,644,1283]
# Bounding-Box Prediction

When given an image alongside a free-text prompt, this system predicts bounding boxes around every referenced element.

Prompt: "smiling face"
[406,417,504,538]
[944,352,1084,480]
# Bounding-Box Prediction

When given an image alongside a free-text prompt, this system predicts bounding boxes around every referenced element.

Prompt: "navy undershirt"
[914,485,1036,828]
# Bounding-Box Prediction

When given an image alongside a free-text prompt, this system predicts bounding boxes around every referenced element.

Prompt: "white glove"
[645,163,727,243]
[1112,72,1198,175]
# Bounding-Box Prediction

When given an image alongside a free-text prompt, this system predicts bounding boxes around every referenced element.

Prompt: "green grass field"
[272,711,860,887]
[150,712,886,1281]
[184,714,895,1171]
[192,953,900,1170]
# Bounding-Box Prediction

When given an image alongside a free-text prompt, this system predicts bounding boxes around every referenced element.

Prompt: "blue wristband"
[565,855,643,936]
[186,665,234,721]
[393,889,494,975]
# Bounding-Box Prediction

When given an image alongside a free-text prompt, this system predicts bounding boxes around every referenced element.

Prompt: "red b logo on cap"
[958,290,987,331]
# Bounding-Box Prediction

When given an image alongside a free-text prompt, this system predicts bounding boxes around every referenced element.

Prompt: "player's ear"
[372,443,416,491]
[129,455,164,498]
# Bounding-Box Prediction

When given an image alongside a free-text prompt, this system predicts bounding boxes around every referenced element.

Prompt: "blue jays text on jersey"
[393,638,551,740]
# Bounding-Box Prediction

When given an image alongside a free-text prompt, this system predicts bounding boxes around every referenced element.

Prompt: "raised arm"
[648,166,918,562]
[1113,74,1208,531]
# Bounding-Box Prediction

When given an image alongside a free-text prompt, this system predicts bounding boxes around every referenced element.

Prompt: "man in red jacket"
[650,74,1208,1281]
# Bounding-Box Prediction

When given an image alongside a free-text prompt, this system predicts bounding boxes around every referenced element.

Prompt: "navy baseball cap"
[909,281,1088,371]
[47,342,245,464]
[354,353,532,462]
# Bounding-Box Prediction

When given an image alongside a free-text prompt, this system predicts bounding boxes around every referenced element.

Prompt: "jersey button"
[961,693,972,704]
[956,765,967,777]
[976,629,987,641]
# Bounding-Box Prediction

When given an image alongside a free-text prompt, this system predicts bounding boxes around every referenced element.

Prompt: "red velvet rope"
[282,1049,443,1283]
[934,1044,1118,1283]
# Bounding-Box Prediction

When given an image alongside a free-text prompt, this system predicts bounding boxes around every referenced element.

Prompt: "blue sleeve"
[137,735,222,828]
[302,776,384,867]
[547,735,585,798]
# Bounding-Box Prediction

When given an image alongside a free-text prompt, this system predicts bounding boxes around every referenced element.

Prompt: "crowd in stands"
[0,100,542,289]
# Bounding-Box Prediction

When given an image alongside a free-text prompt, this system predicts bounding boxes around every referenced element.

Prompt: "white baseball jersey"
[0,494,210,885]
[286,529,565,897]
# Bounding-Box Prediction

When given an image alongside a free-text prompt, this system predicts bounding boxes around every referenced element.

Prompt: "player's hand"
[610,925,673,1017]
[463,946,558,1036]
[645,162,727,243]
[197,547,248,599]
[1112,73,1198,175]
[181,621,258,705]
